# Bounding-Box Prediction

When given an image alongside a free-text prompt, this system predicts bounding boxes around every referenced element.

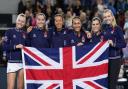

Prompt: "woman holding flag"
[102,9,126,89]
[3,13,26,89]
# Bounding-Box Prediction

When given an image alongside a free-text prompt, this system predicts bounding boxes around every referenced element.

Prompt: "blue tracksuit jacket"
[102,24,126,59]
[3,28,27,63]
[26,27,51,48]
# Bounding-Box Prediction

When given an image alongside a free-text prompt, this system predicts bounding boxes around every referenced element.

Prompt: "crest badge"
[13,34,16,38]
[44,32,47,38]
[33,34,37,38]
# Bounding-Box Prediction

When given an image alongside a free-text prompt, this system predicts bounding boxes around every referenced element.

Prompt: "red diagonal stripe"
[26,63,108,80]
[85,81,102,89]
[78,41,107,64]
[47,84,58,89]
[23,47,51,66]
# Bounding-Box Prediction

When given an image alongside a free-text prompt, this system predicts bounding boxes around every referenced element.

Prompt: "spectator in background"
[33,0,44,14]
[96,0,106,15]
[73,0,82,16]
[24,0,32,11]
[89,7,101,22]
[107,0,116,15]
[24,9,32,28]
[124,11,128,42]
[55,7,64,16]
[80,0,92,10]
[17,0,25,14]
[65,8,74,29]
[63,0,74,13]
[45,6,54,27]
[80,11,91,31]
[115,0,126,13]
[31,14,36,27]
[125,0,128,10]
[117,10,125,29]
[3,14,26,89]
[0,35,4,46]
[45,0,56,7]
[43,0,55,15]
[114,0,128,29]
[44,0,55,27]
[64,0,73,7]
[56,0,65,10]
[0,35,4,65]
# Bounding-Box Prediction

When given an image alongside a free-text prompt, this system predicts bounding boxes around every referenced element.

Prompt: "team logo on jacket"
[71,39,75,43]
[44,32,47,38]
[111,30,114,34]
[63,31,66,35]
[100,36,104,41]
[64,40,67,46]
[22,33,26,39]
[13,34,16,38]
[82,36,85,42]
[33,34,37,38]
[3,36,8,42]
[53,32,55,35]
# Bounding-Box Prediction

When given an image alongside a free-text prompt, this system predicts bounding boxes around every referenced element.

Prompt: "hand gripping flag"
[22,41,109,89]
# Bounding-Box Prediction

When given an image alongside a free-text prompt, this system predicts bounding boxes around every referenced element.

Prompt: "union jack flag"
[22,41,109,89]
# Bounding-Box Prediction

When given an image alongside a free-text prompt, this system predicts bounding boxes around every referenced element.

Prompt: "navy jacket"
[70,30,89,46]
[3,28,27,63]
[90,32,104,44]
[26,27,51,48]
[102,24,126,59]
[50,28,72,48]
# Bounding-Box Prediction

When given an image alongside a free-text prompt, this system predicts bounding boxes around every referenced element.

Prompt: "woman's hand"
[27,26,33,33]
[16,44,24,49]
[85,31,92,39]
[77,42,84,46]
[108,40,114,46]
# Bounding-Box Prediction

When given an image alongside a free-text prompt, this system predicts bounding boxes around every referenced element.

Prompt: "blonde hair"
[103,9,117,27]
[16,13,26,22]
[36,13,46,20]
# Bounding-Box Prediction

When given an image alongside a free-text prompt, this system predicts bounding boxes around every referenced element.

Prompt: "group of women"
[3,9,126,89]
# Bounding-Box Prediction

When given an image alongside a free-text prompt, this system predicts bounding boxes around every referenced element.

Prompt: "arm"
[114,27,126,48]
[3,30,24,52]
[2,30,15,51]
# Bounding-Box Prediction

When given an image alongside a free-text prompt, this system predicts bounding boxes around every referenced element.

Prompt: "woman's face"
[91,19,101,33]
[36,15,45,28]
[103,11,114,25]
[16,16,26,29]
[72,18,81,32]
[54,16,63,30]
